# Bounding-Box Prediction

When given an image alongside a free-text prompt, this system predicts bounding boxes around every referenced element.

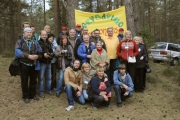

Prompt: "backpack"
[9,39,24,76]
[9,58,21,76]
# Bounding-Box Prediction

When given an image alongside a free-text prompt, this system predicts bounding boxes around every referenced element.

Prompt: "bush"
[1,50,14,58]
[138,27,154,48]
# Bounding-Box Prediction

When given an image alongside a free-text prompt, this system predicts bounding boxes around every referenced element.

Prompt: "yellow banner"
[75,6,127,37]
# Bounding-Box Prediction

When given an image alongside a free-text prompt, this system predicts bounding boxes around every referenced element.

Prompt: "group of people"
[15,22,149,111]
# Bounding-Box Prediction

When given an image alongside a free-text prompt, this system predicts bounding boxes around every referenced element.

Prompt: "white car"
[149,42,180,65]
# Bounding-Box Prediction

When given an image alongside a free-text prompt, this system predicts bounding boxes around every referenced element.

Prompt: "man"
[64,59,85,111]
[15,27,42,103]
[30,25,39,40]
[113,64,134,107]
[77,35,96,63]
[44,25,58,90]
[103,27,119,85]
[57,26,68,44]
[38,30,53,97]
[117,28,124,42]
[68,29,82,59]
[75,24,82,39]
[19,22,30,39]
[90,29,107,50]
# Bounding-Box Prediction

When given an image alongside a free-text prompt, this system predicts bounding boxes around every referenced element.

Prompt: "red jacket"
[117,39,139,61]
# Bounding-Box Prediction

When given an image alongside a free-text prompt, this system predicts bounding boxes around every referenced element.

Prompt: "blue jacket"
[15,38,42,70]
[117,34,124,42]
[113,70,134,93]
[77,42,96,63]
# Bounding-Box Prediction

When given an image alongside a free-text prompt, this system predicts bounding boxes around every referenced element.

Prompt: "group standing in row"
[15,22,148,111]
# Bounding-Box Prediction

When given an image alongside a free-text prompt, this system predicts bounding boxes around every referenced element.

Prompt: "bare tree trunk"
[133,0,141,34]
[124,0,136,36]
[62,0,78,29]
[54,0,60,37]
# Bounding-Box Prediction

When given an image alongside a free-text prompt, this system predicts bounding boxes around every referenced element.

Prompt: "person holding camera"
[55,35,74,97]
[38,30,53,97]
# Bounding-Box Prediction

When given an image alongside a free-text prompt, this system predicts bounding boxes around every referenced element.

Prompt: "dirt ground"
[0,56,179,120]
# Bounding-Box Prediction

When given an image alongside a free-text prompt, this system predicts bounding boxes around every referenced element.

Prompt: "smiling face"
[107,28,113,37]
[73,60,80,69]
[24,30,32,40]
[83,35,89,43]
[48,36,54,43]
[96,42,102,50]
[125,31,132,40]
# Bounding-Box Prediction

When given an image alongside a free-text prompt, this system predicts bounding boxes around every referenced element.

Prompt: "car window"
[168,44,180,52]
[151,43,167,49]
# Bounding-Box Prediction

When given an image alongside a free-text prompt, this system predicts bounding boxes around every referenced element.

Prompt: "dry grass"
[0,56,180,120]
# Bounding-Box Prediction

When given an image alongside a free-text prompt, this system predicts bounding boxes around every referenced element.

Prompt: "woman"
[90,67,111,109]
[134,36,147,92]
[47,34,57,91]
[116,30,139,83]
[55,35,74,97]
[90,41,109,71]
[81,63,108,100]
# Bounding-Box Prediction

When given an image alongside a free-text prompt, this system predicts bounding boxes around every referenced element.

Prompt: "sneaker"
[92,106,97,110]
[66,105,74,111]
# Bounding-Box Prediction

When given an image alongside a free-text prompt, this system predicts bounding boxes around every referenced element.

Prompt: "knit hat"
[24,27,32,32]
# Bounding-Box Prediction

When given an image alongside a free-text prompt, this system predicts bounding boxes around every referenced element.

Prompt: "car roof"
[155,42,180,45]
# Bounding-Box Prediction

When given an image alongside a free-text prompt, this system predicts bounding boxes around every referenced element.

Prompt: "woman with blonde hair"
[81,62,107,100]
[116,30,139,83]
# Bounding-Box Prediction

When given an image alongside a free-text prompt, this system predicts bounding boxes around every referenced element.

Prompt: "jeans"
[38,63,52,94]
[56,69,64,94]
[65,84,85,106]
[82,89,88,100]
[20,63,38,99]
[113,85,133,104]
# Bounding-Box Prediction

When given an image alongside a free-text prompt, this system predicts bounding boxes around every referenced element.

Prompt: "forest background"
[0,0,180,56]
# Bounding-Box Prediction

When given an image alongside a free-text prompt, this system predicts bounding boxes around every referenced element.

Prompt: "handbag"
[145,63,151,73]
[128,56,136,63]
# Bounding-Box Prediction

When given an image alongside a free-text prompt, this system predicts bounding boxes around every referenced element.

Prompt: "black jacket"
[38,38,53,64]
[136,44,147,68]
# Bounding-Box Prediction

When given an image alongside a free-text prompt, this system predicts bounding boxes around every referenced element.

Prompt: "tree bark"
[62,0,78,29]
[124,0,136,36]
[53,0,60,37]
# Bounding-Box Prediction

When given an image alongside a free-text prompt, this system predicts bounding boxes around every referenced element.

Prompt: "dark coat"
[136,44,147,68]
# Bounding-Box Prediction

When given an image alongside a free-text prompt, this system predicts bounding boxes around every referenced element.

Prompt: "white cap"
[24,27,32,32]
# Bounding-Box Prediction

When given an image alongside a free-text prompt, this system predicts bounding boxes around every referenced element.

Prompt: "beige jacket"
[64,67,83,91]
[90,49,110,70]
